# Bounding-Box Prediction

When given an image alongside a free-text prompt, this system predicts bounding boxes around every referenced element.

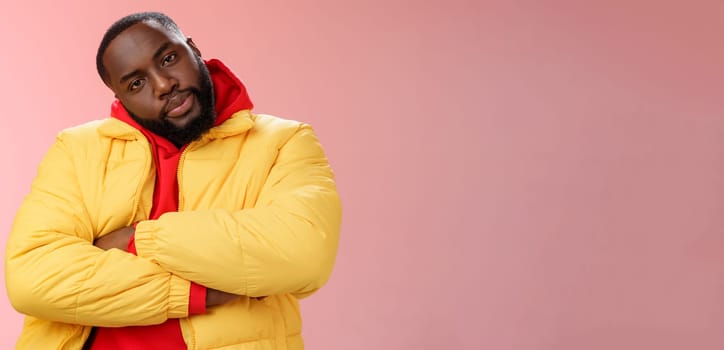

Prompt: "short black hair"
[96,12,183,84]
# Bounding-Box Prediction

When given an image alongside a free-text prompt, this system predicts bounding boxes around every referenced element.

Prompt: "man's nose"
[150,71,178,98]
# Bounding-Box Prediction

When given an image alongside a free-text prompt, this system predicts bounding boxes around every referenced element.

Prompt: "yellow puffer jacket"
[5,110,341,349]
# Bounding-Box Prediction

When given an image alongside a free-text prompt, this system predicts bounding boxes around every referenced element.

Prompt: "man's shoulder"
[243,114,312,146]
[56,118,134,143]
[251,113,308,133]
[56,118,108,138]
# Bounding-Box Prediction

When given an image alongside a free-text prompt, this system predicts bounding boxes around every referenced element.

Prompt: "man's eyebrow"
[152,42,172,61]
[118,42,173,84]
[119,69,141,85]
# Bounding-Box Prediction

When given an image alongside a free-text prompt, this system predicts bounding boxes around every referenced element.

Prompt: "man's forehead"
[110,21,181,52]
[103,21,184,79]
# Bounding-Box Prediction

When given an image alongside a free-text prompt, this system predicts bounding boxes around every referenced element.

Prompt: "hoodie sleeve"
[133,123,341,297]
[5,135,191,327]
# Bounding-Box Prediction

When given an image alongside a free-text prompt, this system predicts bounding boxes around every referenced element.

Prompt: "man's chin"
[165,95,202,128]
[164,113,199,130]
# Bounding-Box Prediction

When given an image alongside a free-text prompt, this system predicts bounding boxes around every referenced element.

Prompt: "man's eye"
[129,79,144,91]
[162,53,177,66]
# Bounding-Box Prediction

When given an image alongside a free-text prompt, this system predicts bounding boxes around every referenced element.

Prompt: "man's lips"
[164,92,193,118]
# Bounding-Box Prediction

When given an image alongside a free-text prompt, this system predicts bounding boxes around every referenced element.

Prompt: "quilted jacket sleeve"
[5,135,192,327]
[133,124,341,297]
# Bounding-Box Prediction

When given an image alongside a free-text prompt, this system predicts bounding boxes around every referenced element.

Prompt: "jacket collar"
[98,110,255,141]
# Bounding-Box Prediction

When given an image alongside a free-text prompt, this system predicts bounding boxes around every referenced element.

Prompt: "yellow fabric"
[5,110,341,349]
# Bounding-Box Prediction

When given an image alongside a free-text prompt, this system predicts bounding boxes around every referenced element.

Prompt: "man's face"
[102,21,215,145]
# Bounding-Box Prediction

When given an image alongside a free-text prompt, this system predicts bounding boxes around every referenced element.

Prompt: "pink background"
[1,1,723,349]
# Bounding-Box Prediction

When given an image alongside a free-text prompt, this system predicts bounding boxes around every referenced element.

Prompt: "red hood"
[110,58,254,131]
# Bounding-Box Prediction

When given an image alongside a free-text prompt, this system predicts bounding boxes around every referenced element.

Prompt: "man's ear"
[187,37,202,57]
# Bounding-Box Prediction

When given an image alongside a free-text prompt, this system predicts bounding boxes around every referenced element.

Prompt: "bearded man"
[5,12,341,350]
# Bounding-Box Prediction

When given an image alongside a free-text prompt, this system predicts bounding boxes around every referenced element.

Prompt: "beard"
[129,58,216,148]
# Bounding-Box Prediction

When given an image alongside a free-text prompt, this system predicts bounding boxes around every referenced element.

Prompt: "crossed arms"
[5,124,341,327]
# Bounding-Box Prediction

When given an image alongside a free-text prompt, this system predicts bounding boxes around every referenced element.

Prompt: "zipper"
[177,136,210,210]
[176,143,193,211]
[176,139,202,349]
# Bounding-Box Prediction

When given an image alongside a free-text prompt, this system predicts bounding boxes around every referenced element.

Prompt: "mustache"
[161,87,201,119]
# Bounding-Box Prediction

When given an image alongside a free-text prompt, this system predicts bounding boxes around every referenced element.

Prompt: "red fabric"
[88,59,253,349]
[188,283,207,315]
[126,224,137,254]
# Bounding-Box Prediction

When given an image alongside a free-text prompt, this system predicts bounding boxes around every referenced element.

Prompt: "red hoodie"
[87,59,253,349]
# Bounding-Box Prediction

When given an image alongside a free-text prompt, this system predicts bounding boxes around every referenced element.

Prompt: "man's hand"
[95,227,250,308]
[94,226,134,251]
[95,227,254,308]
[206,289,240,307]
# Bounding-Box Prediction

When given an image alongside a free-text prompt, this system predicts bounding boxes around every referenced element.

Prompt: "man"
[5,12,341,349]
